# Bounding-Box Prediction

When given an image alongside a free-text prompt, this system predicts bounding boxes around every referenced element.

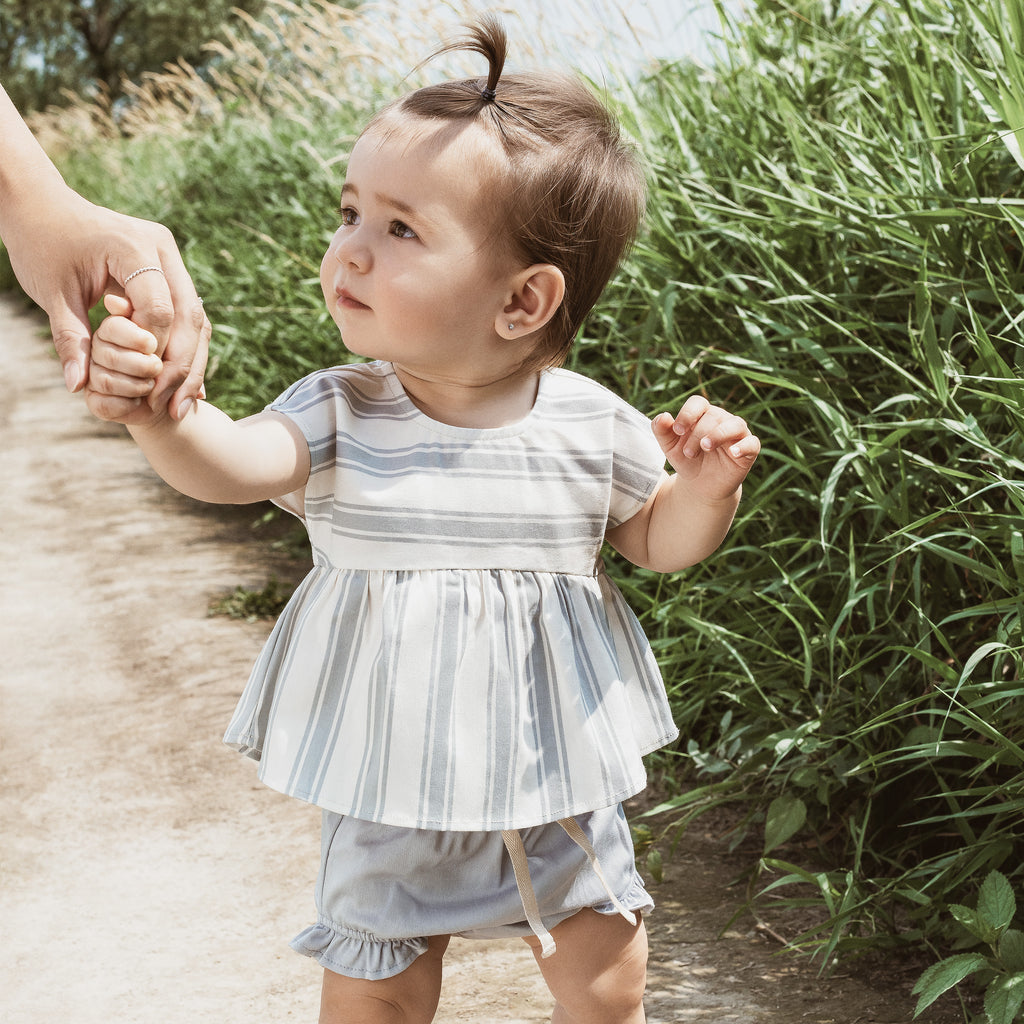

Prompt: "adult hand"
[5,191,209,420]
[0,82,208,420]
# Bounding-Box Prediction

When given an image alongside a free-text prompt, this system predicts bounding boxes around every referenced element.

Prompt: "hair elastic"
[481,86,497,101]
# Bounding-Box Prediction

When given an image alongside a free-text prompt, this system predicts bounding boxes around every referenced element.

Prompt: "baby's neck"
[394,364,541,429]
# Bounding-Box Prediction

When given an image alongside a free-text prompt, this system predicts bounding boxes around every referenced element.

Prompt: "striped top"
[223,361,679,830]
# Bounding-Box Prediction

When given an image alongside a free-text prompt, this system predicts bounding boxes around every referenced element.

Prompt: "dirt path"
[0,297,964,1023]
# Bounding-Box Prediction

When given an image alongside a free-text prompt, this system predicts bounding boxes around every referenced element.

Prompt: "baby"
[83,16,759,1024]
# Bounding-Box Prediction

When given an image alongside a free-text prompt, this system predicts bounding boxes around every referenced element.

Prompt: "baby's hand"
[84,294,165,425]
[653,396,760,502]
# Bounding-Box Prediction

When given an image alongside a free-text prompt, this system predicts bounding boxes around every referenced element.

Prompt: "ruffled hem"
[290,922,429,980]
[225,564,677,830]
[591,876,655,920]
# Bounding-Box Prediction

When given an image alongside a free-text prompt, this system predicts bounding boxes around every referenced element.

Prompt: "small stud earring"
[507,322,516,331]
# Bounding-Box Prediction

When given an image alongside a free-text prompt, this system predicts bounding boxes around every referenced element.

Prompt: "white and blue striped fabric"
[223,361,679,830]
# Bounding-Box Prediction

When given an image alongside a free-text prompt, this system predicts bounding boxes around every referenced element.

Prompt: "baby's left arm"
[605,396,760,572]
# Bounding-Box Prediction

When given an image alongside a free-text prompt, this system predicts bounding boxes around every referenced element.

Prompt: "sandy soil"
[0,297,967,1023]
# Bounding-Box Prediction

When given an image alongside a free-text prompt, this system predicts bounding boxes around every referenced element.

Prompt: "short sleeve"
[266,370,344,469]
[264,369,345,518]
[607,400,667,528]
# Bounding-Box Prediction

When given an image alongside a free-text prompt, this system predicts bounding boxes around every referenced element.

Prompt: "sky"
[493,0,739,75]
[412,0,742,80]
[559,0,733,68]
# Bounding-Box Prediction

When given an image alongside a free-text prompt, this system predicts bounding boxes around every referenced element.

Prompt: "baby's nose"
[330,228,369,270]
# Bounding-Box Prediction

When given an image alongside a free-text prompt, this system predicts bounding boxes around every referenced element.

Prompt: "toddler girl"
[85,16,759,1024]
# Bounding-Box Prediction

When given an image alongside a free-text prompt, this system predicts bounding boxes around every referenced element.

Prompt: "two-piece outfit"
[223,360,679,978]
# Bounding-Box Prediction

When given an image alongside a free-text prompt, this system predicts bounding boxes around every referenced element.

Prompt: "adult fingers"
[148,251,208,415]
[163,313,209,421]
[108,221,207,415]
[112,223,178,354]
[154,298,211,420]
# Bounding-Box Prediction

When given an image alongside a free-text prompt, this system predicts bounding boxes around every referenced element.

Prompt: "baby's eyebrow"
[341,182,418,220]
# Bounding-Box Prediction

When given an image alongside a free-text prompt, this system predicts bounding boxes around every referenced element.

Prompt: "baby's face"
[320,120,517,384]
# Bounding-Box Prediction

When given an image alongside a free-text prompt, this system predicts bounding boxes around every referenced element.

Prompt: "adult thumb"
[48,298,91,393]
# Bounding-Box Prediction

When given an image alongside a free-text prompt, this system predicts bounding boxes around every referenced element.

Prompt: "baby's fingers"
[95,307,159,358]
[92,314,163,392]
[91,340,163,399]
[693,411,756,457]
[653,403,760,472]
[726,431,761,461]
[664,395,711,441]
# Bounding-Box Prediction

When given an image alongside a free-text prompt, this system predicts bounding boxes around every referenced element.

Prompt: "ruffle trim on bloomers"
[290,875,655,981]
[591,878,655,922]
[290,923,430,981]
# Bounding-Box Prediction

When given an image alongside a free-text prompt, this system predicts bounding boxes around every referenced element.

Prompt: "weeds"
[913,871,1024,1023]
[607,0,1024,997]
[208,576,294,621]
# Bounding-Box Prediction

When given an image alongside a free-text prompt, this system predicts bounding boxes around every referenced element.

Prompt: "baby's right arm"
[87,298,310,505]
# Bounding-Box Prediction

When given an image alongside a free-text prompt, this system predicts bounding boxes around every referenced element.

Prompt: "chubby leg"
[525,908,648,1024]
[318,935,450,1024]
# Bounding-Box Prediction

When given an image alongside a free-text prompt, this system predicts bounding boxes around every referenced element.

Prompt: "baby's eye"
[339,206,358,226]
[389,220,417,239]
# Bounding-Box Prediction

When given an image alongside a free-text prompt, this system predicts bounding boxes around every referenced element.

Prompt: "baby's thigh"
[318,934,449,1024]
[526,909,648,1024]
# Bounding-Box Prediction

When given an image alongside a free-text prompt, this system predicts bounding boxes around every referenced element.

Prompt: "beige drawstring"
[555,817,638,927]
[501,828,556,957]
[500,817,638,959]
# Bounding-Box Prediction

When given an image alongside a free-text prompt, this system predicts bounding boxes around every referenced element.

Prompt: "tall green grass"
[5,0,1023,1007]
[587,0,1024,989]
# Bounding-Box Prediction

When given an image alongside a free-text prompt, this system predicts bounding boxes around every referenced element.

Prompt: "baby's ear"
[498,264,566,338]
[103,293,133,317]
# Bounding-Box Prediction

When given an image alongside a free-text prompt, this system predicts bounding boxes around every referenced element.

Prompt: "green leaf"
[978,871,1017,936]
[763,794,807,854]
[1000,931,1024,974]
[646,848,664,885]
[912,954,988,1016]
[951,903,1003,947]
[983,973,1024,1024]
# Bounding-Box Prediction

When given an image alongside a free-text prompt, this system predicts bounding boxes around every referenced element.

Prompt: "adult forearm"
[0,85,71,242]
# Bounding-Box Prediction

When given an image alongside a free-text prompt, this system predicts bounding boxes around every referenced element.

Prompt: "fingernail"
[177,398,194,420]
[730,444,742,457]
[64,363,82,392]
[701,437,713,450]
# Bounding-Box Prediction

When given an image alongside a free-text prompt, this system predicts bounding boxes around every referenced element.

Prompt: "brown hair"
[363,14,646,369]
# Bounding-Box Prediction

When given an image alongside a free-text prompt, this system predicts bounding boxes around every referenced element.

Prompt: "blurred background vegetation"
[2,0,1022,1018]
[0,0,268,112]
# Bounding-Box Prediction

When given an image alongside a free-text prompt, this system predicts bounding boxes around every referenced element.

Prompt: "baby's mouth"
[337,288,370,311]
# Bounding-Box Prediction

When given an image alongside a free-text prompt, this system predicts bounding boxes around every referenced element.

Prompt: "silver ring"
[124,266,165,285]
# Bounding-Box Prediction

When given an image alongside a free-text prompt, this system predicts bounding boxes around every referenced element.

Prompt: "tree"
[0,0,268,112]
